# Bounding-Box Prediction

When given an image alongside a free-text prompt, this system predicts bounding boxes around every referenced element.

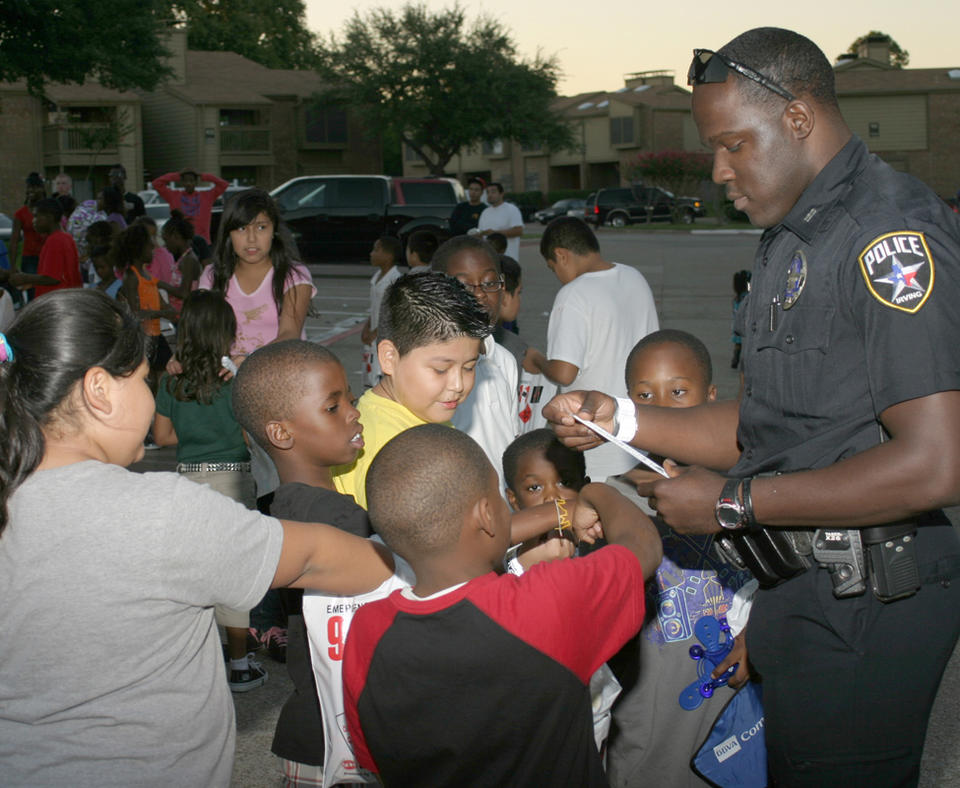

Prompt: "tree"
[170,0,319,70]
[629,151,712,201]
[314,4,575,176]
[0,0,173,95]
[78,108,137,185]
[844,31,909,68]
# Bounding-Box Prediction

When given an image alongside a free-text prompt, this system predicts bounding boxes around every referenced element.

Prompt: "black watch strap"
[742,477,756,529]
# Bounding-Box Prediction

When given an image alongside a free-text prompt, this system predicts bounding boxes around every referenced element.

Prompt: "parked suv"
[588,186,703,226]
[270,175,463,262]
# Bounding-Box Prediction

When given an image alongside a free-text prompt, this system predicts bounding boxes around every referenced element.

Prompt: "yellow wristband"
[554,498,571,539]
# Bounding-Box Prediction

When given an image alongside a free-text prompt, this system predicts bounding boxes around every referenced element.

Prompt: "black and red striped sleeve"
[342,595,401,773]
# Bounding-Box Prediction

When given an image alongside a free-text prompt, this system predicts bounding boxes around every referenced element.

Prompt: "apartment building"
[140,30,381,190]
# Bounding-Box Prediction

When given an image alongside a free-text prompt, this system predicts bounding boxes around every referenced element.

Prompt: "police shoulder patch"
[858,231,934,313]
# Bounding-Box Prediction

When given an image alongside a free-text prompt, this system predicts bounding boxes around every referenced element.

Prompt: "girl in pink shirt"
[198,189,315,359]
[158,212,202,314]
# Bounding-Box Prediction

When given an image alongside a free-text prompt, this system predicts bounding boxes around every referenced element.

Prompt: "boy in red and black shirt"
[343,425,662,787]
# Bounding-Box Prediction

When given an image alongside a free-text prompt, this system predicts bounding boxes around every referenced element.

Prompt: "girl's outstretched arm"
[274,519,393,594]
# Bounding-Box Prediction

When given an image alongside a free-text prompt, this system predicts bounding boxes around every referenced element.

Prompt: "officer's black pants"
[748,522,960,788]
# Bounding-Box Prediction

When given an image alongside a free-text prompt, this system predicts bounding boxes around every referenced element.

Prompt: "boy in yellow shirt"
[333,271,490,508]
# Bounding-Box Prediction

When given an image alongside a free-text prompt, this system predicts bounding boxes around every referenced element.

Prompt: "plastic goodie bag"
[691,680,766,788]
[303,544,416,786]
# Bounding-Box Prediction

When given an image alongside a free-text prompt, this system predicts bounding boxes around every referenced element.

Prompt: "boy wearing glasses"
[432,235,519,489]
[526,216,658,480]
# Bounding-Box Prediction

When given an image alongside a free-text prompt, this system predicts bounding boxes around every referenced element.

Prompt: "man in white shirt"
[432,236,519,490]
[525,217,659,480]
[476,182,524,260]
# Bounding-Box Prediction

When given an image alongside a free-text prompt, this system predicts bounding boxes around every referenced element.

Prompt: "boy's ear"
[265,420,294,451]
[472,493,498,539]
[706,384,718,402]
[554,247,574,269]
[378,339,399,377]
[505,486,520,512]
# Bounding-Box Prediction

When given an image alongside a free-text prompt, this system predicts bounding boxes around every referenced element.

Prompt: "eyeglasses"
[688,49,796,102]
[458,278,504,294]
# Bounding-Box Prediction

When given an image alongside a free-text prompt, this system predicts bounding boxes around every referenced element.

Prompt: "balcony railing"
[42,123,118,154]
[219,127,271,153]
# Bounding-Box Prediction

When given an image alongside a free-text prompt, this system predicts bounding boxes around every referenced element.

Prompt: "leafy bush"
[629,150,712,198]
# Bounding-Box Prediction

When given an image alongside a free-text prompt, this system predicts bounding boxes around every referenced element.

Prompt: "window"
[400,182,456,205]
[219,109,260,127]
[274,177,387,212]
[65,106,115,123]
[482,139,505,156]
[304,105,348,144]
[610,117,634,145]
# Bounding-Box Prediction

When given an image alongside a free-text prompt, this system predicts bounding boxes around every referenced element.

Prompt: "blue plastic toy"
[678,615,739,710]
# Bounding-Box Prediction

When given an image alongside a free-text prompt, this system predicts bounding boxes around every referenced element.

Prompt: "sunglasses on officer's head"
[687,49,796,102]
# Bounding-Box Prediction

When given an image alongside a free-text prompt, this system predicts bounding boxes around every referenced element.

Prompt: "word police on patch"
[858,231,934,313]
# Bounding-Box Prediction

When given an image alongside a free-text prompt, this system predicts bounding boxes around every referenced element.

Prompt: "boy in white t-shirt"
[525,217,659,480]
[361,236,404,388]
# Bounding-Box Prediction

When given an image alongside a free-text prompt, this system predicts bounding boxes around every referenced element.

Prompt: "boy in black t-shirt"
[233,340,372,786]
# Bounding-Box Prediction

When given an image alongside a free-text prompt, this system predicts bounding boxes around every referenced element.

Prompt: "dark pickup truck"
[270,175,464,262]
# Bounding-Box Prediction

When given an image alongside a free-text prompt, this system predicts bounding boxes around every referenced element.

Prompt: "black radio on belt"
[862,523,921,602]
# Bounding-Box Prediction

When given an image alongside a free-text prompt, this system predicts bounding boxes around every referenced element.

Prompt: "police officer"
[545,27,960,788]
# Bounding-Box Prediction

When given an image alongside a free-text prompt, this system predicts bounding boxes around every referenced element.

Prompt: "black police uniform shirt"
[732,135,960,480]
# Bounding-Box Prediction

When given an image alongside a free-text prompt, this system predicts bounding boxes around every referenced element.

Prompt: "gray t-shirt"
[0,461,284,787]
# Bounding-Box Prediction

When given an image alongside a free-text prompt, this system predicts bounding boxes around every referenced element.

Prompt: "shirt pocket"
[751,306,833,420]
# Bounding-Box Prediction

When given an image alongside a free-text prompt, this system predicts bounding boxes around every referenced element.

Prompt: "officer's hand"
[649,465,725,534]
[543,390,617,451]
[712,631,751,689]
[631,458,680,512]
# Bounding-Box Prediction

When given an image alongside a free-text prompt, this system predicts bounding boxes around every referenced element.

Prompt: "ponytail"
[0,290,144,533]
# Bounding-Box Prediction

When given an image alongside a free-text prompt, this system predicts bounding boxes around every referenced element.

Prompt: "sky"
[304,1,959,96]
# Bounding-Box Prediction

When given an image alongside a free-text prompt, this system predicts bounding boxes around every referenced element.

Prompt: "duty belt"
[716,522,921,603]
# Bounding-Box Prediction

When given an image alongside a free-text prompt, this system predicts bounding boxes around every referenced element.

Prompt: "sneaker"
[229,654,267,692]
[261,626,288,663]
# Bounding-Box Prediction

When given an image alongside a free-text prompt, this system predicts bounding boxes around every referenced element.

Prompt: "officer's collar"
[779,135,867,243]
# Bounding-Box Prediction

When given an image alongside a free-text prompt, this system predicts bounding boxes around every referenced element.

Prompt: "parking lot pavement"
[131,227,960,788]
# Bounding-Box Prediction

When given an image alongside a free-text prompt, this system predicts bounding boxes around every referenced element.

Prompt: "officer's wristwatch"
[715,478,748,531]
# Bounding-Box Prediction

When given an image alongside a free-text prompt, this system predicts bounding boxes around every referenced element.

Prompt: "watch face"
[716,501,744,530]
[715,479,745,530]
